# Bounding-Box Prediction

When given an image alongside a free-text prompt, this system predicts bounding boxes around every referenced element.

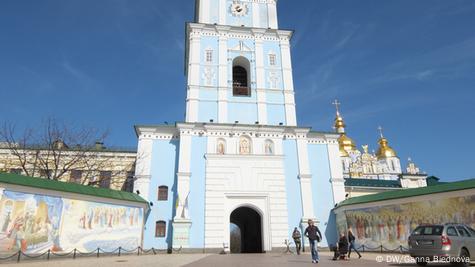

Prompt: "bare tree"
[0,118,135,189]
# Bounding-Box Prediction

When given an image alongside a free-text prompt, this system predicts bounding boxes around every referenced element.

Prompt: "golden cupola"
[333,100,357,157]
[375,126,398,159]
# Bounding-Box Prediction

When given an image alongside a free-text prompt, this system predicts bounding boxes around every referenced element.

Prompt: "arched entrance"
[230,207,263,253]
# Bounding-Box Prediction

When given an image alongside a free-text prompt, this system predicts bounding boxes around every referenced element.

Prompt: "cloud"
[61,60,101,93]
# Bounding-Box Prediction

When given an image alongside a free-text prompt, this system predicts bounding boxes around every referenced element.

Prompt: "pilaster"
[296,136,315,220]
[217,29,229,123]
[325,138,346,204]
[186,30,201,122]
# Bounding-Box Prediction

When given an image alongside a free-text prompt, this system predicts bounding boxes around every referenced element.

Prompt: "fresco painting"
[336,195,475,250]
[0,189,143,253]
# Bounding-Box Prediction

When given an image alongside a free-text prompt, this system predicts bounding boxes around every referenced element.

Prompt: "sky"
[0,0,474,181]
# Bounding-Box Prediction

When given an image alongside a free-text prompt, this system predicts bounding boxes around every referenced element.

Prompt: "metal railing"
[0,246,182,263]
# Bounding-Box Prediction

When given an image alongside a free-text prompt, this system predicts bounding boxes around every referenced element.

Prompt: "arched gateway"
[229,207,263,253]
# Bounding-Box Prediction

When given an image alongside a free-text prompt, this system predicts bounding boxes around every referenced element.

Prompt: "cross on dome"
[332,99,341,115]
[377,126,384,138]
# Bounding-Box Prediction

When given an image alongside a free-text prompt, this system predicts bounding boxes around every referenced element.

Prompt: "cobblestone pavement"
[0,252,460,267]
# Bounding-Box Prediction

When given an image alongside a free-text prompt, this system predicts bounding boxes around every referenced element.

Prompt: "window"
[447,227,458,236]
[391,160,396,171]
[456,226,471,237]
[269,54,276,66]
[9,168,22,175]
[155,221,166,237]
[467,226,475,236]
[233,66,249,96]
[122,171,134,193]
[158,186,168,201]
[412,226,443,236]
[205,50,213,63]
[99,171,112,188]
[70,170,82,184]
[232,57,251,96]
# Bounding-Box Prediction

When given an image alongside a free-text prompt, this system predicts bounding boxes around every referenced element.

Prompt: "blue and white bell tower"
[134,0,346,253]
[186,0,296,126]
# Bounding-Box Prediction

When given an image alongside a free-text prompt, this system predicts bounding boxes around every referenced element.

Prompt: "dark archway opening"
[230,207,263,253]
[232,60,250,96]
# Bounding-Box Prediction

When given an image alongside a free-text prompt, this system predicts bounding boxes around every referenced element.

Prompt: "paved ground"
[0,251,463,267]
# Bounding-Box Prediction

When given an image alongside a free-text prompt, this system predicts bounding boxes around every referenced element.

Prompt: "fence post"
[73,248,77,259]
[47,249,51,260]
[380,245,383,253]
[399,245,403,254]
[137,246,141,256]
[97,248,100,258]
[118,247,121,257]
[152,248,156,255]
[17,250,21,263]
[362,245,365,253]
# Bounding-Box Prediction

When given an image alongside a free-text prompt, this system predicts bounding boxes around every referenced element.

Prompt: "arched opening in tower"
[232,57,251,96]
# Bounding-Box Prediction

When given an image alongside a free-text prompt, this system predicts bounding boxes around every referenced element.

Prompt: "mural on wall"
[0,189,143,253]
[336,195,475,249]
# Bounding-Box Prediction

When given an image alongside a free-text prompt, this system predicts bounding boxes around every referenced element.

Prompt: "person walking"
[304,219,322,264]
[348,229,362,259]
[292,227,302,255]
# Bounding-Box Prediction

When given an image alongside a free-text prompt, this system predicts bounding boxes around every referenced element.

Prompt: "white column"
[254,32,267,124]
[218,0,226,25]
[186,30,201,123]
[252,2,260,28]
[267,2,278,29]
[175,132,192,220]
[198,0,210,23]
[296,136,315,221]
[279,37,296,126]
[173,130,193,248]
[134,137,153,201]
[217,31,228,123]
[326,138,346,204]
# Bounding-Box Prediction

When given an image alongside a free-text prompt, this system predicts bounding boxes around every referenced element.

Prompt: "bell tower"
[185,0,297,126]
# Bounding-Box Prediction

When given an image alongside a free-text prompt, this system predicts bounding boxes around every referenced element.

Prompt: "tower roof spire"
[333,99,346,134]
[332,99,356,157]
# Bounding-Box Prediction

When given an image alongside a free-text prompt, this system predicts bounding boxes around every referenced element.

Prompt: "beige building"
[0,141,136,191]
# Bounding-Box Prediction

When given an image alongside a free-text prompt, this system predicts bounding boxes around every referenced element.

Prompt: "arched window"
[155,221,166,237]
[158,186,168,201]
[239,136,252,155]
[264,140,274,155]
[216,138,226,155]
[232,57,250,96]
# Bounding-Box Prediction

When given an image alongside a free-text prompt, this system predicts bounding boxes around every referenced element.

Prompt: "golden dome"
[338,133,357,157]
[376,137,397,159]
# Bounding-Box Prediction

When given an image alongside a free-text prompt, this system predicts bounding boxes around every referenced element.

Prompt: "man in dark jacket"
[292,227,301,255]
[348,229,362,258]
[304,219,322,263]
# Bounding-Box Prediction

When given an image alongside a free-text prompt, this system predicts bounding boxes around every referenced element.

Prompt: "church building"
[133,0,347,252]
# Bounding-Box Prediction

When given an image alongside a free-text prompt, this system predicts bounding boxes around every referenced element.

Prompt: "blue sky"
[0,0,474,181]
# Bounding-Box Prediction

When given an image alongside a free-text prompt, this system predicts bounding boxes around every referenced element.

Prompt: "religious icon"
[217,140,225,155]
[239,137,250,154]
[265,140,274,155]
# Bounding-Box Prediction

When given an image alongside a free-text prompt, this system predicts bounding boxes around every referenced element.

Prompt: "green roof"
[0,172,148,205]
[344,178,401,188]
[337,178,475,208]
